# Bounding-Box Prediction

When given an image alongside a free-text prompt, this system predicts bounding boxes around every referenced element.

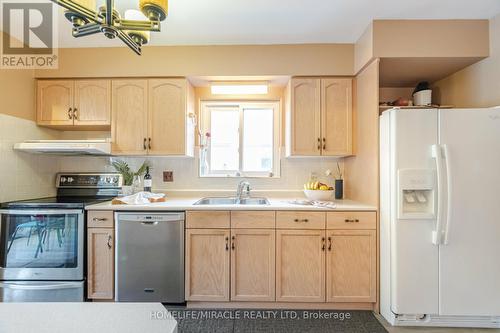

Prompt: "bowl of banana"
[303,181,334,201]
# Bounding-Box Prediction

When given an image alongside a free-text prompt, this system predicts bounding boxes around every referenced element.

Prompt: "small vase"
[121,185,134,196]
[335,179,344,200]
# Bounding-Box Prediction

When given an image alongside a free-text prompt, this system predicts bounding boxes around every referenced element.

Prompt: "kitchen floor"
[164,306,500,333]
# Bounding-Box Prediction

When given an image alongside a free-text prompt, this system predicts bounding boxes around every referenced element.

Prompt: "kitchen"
[0,0,500,332]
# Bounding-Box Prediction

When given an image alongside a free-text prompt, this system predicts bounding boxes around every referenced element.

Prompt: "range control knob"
[67,177,74,183]
[60,177,67,183]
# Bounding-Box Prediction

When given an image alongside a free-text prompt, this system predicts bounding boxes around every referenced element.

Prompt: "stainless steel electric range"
[0,173,122,302]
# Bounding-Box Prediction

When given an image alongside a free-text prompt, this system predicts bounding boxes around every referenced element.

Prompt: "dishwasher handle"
[116,212,185,223]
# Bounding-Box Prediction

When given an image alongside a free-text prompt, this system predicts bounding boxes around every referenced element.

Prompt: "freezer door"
[438,108,500,316]
[389,109,440,315]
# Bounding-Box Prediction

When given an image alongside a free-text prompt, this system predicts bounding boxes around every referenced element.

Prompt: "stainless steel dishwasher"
[115,212,184,303]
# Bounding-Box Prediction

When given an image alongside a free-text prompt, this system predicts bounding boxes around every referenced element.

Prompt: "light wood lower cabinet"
[185,229,230,301]
[276,229,326,302]
[87,227,114,300]
[326,230,376,302]
[230,229,275,301]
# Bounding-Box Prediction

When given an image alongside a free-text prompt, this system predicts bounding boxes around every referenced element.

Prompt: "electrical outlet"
[163,171,173,182]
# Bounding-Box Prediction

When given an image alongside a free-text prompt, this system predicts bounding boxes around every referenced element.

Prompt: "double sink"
[194,197,270,205]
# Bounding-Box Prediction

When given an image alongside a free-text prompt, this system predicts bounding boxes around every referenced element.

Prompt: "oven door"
[0,209,84,281]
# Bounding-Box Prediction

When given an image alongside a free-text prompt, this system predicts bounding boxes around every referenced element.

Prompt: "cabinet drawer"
[327,211,376,230]
[231,211,275,229]
[87,211,114,228]
[186,211,230,228]
[276,211,326,229]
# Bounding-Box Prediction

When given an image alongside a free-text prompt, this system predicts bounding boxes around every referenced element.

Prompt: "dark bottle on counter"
[143,167,152,192]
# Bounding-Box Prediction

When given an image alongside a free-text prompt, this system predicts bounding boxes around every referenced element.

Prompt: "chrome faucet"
[236,180,251,201]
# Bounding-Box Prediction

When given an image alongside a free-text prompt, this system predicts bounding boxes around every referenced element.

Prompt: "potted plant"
[112,160,150,196]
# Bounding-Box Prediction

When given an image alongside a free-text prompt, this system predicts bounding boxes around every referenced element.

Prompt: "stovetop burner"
[0,173,122,210]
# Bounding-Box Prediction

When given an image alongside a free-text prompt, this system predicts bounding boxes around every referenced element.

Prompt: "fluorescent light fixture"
[210,82,268,95]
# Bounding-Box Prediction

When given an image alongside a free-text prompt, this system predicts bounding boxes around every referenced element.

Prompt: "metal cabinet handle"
[344,219,360,223]
[317,138,321,150]
[328,237,332,251]
[148,138,152,150]
[225,236,229,251]
[68,108,73,119]
[231,236,235,250]
[73,108,78,120]
[293,218,309,222]
[321,237,326,251]
[92,217,107,222]
[143,138,147,150]
[323,137,326,150]
[107,235,112,249]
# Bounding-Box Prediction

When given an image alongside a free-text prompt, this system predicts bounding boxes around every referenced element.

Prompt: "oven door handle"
[0,209,84,215]
[0,282,83,290]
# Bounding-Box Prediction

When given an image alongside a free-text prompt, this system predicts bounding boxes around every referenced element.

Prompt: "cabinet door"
[288,78,321,156]
[231,229,275,301]
[74,80,111,126]
[111,80,148,155]
[326,230,376,302]
[185,229,230,301]
[36,80,74,126]
[276,229,325,302]
[148,79,192,155]
[321,78,353,156]
[87,228,114,300]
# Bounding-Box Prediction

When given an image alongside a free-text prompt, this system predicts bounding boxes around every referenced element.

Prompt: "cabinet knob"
[321,237,326,251]
[73,108,78,120]
[328,237,332,251]
[107,235,112,249]
[293,218,309,222]
[68,108,73,120]
[317,138,321,150]
[148,138,152,150]
[225,236,229,251]
[92,217,107,222]
[143,138,147,150]
[344,219,360,223]
[322,137,326,150]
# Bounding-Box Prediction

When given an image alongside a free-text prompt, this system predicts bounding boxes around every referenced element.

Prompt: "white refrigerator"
[380,107,500,328]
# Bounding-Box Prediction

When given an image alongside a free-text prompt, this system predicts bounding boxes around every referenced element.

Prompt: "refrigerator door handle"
[442,144,452,245]
[432,144,446,245]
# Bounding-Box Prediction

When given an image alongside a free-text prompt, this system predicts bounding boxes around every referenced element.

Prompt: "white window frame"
[199,101,281,178]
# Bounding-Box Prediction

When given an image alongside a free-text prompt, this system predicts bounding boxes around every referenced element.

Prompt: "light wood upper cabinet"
[87,227,114,300]
[285,77,353,157]
[111,80,149,155]
[148,79,194,156]
[321,78,352,156]
[74,80,111,126]
[326,230,376,303]
[285,78,321,156]
[185,229,230,301]
[37,80,74,126]
[37,79,111,128]
[111,78,194,156]
[276,229,326,302]
[230,229,275,301]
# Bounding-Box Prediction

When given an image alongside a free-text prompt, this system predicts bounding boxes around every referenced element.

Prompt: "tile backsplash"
[58,153,343,192]
[0,114,60,202]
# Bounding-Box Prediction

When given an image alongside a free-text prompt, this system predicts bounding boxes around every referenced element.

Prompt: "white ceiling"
[57,0,500,47]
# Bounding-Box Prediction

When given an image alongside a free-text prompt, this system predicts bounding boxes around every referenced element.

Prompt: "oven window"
[0,213,79,268]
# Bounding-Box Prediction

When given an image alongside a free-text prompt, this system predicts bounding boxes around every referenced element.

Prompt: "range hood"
[14,139,111,155]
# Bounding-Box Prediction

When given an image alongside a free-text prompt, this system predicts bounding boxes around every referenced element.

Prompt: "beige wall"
[354,23,373,74]
[35,44,354,78]
[0,68,35,121]
[433,14,500,107]
[344,59,379,206]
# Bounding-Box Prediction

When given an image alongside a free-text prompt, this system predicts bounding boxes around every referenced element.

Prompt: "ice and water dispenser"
[397,169,436,219]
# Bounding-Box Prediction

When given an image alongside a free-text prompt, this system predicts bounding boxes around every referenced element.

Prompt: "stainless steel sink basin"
[194,197,270,205]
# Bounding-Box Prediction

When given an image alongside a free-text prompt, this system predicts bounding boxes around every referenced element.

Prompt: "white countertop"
[0,303,177,333]
[86,196,376,211]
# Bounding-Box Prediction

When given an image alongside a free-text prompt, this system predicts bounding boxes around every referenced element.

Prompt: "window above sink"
[199,101,281,178]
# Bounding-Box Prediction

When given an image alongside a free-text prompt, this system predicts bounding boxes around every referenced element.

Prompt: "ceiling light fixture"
[210,83,269,95]
[52,0,168,55]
